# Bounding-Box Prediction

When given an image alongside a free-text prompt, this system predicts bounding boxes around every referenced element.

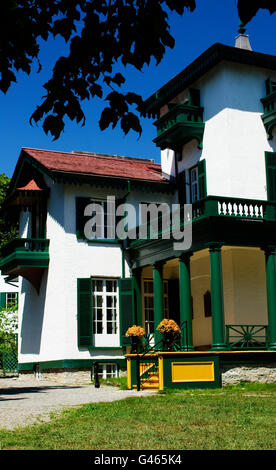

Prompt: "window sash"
[92,279,118,336]
[189,167,199,203]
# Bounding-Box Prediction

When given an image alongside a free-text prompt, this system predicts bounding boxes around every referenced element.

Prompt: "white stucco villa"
[1,32,276,388]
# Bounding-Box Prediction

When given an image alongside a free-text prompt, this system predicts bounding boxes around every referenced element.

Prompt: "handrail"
[130,196,276,245]
[226,324,269,350]
[1,238,50,258]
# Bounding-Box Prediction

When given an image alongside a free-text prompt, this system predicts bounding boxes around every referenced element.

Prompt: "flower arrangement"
[156,318,181,335]
[125,325,145,337]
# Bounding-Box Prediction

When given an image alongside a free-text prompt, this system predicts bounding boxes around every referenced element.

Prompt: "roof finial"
[235,17,252,51]
[238,18,246,35]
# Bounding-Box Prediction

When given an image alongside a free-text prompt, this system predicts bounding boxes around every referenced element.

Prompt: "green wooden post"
[179,253,193,350]
[265,246,276,350]
[209,244,227,350]
[153,262,164,344]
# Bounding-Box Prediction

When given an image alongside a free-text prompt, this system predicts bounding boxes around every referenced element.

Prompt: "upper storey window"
[265,78,276,95]
[190,166,199,203]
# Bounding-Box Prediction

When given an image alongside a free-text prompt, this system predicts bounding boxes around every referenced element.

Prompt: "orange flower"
[126,325,145,337]
[156,318,181,335]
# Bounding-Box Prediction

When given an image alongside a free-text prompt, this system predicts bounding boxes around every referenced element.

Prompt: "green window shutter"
[265,152,276,201]
[119,277,135,347]
[76,197,90,238]
[77,278,93,348]
[0,293,6,309]
[198,159,207,199]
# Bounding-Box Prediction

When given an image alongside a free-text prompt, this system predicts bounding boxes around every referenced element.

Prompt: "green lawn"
[0,382,275,450]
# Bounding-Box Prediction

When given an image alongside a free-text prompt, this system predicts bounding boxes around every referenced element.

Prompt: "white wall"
[18,179,177,364]
[161,62,276,201]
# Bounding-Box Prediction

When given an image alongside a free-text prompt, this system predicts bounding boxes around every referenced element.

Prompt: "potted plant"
[156,318,181,350]
[125,325,145,353]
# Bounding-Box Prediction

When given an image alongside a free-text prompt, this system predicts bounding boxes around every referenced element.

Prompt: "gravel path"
[0,376,157,430]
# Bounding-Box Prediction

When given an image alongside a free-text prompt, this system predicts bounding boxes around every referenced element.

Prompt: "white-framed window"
[92,278,119,347]
[189,166,199,203]
[5,292,18,308]
[95,363,118,379]
[83,199,116,240]
[143,279,169,335]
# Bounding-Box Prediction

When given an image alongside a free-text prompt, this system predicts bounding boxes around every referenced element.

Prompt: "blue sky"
[1,0,275,178]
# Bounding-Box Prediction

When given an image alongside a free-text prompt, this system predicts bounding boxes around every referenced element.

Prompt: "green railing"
[155,103,204,137]
[1,351,18,375]
[261,90,276,115]
[1,238,49,259]
[191,195,276,221]
[153,102,205,149]
[226,325,269,350]
[130,196,276,246]
[261,90,276,140]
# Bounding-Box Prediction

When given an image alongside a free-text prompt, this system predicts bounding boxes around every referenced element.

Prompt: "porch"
[123,243,276,389]
[126,350,276,391]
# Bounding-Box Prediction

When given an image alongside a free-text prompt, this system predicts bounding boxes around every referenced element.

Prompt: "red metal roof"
[22,147,165,183]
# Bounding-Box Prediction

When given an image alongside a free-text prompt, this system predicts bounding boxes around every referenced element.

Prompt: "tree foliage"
[0,0,196,140]
[0,173,18,250]
[0,1,275,140]
[0,301,18,360]
[237,0,276,26]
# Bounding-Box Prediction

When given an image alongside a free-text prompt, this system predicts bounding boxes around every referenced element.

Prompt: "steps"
[133,363,160,390]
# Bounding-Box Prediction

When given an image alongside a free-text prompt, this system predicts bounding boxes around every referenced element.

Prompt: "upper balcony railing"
[153,103,205,151]
[0,238,50,275]
[130,195,276,246]
[261,89,276,140]
[1,238,49,259]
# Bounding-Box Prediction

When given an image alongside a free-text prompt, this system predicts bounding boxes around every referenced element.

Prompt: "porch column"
[153,261,164,344]
[209,244,227,350]
[265,246,276,350]
[179,253,193,350]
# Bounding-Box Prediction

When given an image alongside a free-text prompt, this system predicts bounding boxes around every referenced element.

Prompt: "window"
[189,166,199,203]
[95,363,118,379]
[143,279,169,334]
[265,78,276,95]
[5,292,18,308]
[76,197,117,240]
[92,279,119,347]
[204,290,212,318]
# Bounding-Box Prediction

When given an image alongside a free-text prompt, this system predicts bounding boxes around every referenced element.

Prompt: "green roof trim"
[141,43,276,117]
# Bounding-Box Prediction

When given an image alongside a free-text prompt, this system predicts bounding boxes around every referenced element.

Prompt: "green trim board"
[127,214,276,269]
[141,43,276,117]
[0,238,50,275]
[18,357,126,371]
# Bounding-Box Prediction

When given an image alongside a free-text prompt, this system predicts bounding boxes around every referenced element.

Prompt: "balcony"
[153,103,205,151]
[261,90,276,140]
[130,195,276,245]
[0,238,50,292]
